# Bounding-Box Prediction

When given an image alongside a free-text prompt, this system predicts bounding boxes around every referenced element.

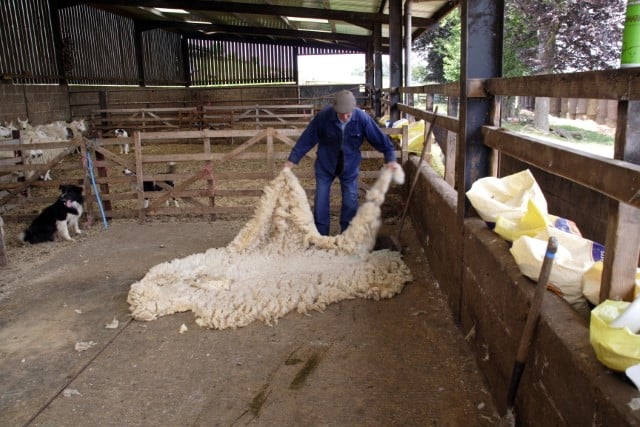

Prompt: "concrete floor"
[0,220,498,426]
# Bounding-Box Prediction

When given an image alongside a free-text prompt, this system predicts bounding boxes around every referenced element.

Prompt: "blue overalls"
[288,106,396,235]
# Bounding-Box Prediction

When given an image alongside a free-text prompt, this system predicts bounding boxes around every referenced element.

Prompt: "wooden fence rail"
[383,67,640,302]
[0,126,407,227]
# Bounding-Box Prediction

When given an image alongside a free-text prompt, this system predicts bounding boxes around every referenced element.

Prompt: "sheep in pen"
[127,165,413,330]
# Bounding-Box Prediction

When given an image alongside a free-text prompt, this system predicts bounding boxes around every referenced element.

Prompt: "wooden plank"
[400,82,460,97]
[0,146,78,208]
[482,126,640,208]
[398,104,459,133]
[202,104,314,111]
[484,68,640,100]
[93,107,198,113]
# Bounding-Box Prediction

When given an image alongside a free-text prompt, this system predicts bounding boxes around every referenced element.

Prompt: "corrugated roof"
[80,0,458,53]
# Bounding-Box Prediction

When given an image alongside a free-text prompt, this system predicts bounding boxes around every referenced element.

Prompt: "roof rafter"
[145,19,378,50]
[60,0,435,28]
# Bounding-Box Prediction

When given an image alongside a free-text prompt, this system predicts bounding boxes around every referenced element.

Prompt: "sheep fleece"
[127,166,412,330]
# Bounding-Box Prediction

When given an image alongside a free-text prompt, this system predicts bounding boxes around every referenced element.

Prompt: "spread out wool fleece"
[127,166,413,330]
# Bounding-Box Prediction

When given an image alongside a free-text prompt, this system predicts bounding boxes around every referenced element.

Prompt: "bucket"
[621,0,640,67]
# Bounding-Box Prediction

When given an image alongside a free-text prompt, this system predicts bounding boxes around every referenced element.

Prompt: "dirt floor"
[0,215,499,426]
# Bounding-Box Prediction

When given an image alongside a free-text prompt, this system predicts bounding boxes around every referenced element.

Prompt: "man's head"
[333,90,356,122]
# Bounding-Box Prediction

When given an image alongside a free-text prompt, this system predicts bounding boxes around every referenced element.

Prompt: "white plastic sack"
[466,169,548,223]
[510,227,602,315]
[583,262,640,305]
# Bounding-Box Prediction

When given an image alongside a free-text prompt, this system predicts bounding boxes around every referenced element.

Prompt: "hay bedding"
[127,166,412,330]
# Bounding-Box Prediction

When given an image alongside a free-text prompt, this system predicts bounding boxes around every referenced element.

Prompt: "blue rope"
[85,144,108,230]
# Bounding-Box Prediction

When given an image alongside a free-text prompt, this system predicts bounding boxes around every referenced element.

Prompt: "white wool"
[127,165,411,330]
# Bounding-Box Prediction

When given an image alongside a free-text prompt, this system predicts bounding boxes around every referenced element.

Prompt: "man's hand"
[386,161,400,170]
[284,160,295,169]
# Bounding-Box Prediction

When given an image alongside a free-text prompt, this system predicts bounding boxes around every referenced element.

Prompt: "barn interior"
[1,1,639,426]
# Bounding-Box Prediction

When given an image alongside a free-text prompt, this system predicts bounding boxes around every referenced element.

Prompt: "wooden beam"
[398,104,459,133]
[151,21,370,45]
[484,68,640,100]
[400,82,461,97]
[185,31,368,52]
[482,126,640,208]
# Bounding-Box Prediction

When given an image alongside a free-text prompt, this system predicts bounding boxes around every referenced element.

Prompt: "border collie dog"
[124,164,179,209]
[20,185,84,243]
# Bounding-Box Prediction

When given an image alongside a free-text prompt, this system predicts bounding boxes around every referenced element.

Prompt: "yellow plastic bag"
[405,120,426,153]
[494,199,550,242]
[590,300,640,371]
[388,118,410,143]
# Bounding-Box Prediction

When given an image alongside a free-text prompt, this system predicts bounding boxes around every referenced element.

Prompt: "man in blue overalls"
[284,90,399,235]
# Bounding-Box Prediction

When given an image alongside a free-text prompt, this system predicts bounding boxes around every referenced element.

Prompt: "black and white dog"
[20,185,84,243]
[124,164,179,209]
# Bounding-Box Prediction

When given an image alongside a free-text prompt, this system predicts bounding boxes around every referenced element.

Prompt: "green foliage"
[414,1,625,80]
[437,13,461,82]
[502,4,536,77]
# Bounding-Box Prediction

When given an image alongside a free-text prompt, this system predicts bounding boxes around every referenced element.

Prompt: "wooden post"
[401,124,409,165]
[596,99,608,124]
[48,0,67,85]
[266,129,275,179]
[0,216,7,267]
[203,136,215,221]
[134,21,146,87]
[586,99,598,121]
[79,136,95,227]
[606,99,618,127]
[600,100,640,302]
[134,131,145,223]
[93,133,112,214]
[567,98,577,119]
[576,99,587,119]
[445,97,459,186]
[549,98,561,117]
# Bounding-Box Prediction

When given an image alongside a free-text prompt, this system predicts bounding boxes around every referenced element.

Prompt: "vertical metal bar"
[182,35,190,87]
[456,0,504,226]
[389,0,403,123]
[404,0,413,106]
[373,23,383,118]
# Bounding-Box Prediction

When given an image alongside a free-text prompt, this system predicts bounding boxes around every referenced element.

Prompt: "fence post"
[79,136,94,227]
[203,135,215,221]
[134,131,145,223]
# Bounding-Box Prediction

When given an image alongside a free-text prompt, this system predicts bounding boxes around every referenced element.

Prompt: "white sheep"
[127,165,412,330]
[19,118,86,180]
[17,117,34,131]
[0,122,16,139]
